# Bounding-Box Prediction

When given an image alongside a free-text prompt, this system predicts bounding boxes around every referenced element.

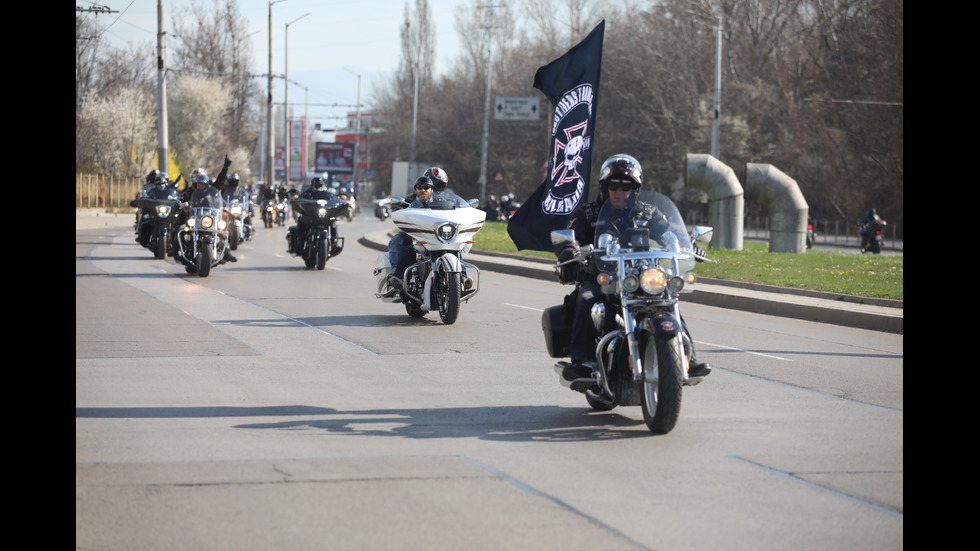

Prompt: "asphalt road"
[76,212,903,551]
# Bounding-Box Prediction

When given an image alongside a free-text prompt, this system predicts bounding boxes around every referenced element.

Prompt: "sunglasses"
[606,183,633,192]
[415,184,433,191]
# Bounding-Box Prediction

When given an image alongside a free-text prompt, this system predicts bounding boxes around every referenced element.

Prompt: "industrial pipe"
[745,163,808,253]
[685,154,744,250]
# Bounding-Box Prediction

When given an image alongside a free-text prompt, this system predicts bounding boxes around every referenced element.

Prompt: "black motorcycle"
[286,197,350,270]
[132,185,181,259]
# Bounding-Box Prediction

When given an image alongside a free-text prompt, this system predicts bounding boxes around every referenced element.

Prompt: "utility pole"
[477,2,504,203]
[156,0,169,174]
[712,14,721,159]
[284,11,310,187]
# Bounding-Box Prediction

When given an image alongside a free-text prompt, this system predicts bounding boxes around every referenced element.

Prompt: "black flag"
[507,20,604,252]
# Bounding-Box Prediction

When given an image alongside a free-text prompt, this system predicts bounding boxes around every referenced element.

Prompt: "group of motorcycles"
[132,177,256,277]
[132,176,716,434]
[134,176,360,276]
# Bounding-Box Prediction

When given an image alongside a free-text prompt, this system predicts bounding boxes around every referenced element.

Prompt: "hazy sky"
[82,0,468,129]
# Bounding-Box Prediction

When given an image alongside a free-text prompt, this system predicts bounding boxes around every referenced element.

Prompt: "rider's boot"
[689,359,711,377]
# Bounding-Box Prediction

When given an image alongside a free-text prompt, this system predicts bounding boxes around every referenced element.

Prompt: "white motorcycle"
[373,192,486,324]
[225,186,254,251]
[543,190,714,434]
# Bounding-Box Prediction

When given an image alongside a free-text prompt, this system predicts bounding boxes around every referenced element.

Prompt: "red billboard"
[315,142,354,174]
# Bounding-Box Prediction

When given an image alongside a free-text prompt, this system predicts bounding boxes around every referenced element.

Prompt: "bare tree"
[76,89,157,178]
[167,76,234,177]
[172,0,259,161]
[372,0,438,184]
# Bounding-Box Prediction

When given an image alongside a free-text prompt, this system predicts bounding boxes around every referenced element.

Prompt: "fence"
[76,174,143,211]
[686,212,903,251]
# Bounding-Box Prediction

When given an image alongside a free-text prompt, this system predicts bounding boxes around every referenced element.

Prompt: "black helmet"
[414,176,433,192]
[155,172,169,185]
[227,173,240,187]
[191,173,209,187]
[423,167,449,192]
[311,177,325,189]
[146,169,161,185]
[598,154,642,199]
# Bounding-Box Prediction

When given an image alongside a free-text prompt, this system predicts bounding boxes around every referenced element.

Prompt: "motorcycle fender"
[640,312,683,336]
[374,252,394,293]
[435,254,462,273]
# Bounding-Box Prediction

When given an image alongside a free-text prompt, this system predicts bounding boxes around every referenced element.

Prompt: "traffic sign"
[494,96,540,121]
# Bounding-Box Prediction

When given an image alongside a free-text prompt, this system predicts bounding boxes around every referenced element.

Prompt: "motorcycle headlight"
[639,267,668,295]
[317,207,328,217]
[622,274,640,293]
[218,218,227,231]
[230,206,242,216]
[201,215,214,229]
[436,223,458,243]
[155,205,171,217]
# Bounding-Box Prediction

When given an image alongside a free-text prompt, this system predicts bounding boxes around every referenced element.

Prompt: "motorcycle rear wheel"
[640,335,684,434]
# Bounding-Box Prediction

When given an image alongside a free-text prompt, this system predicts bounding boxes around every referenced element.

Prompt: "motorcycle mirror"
[597,233,614,250]
[468,198,480,208]
[551,229,575,246]
[692,226,713,243]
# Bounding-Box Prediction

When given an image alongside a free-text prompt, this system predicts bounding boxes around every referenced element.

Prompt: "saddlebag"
[542,304,571,358]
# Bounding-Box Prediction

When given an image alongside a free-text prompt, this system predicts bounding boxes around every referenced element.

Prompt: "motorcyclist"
[221,173,241,203]
[134,171,174,247]
[554,154,711,387]
[386,175,435,290]
[423,166,468,208]
[221,172,253,239]
[133,170,162,230]
[173,156,237,263]
[859,208,882,250]
[288,177,341,254]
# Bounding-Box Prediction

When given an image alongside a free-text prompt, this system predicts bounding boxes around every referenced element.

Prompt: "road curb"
[358,230,902,334]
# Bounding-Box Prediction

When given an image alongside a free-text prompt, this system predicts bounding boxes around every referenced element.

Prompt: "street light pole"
[267,0,289,189]
[712,14,722,159]
[342,68,361,187]
[156,0,169,173]
[284,12,310,188]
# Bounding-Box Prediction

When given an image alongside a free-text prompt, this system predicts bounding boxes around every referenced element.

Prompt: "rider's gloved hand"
[223,155,232,169]
[693,243,706,262]
[557,242,579,263]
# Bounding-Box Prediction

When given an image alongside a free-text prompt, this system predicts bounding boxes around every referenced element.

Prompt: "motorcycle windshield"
[190,186,223,209]
[414,190,467,210]
[595,189,694,271]
[145,185,180,201]
[232,186,251,205]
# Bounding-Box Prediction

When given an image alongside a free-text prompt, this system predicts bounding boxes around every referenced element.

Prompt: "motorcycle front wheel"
[197,244,212,277]
[315,237,327,270]
[229,227,240,250]
[436,271,461,324]
[640,334,684,434]
[153,229,166,259]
